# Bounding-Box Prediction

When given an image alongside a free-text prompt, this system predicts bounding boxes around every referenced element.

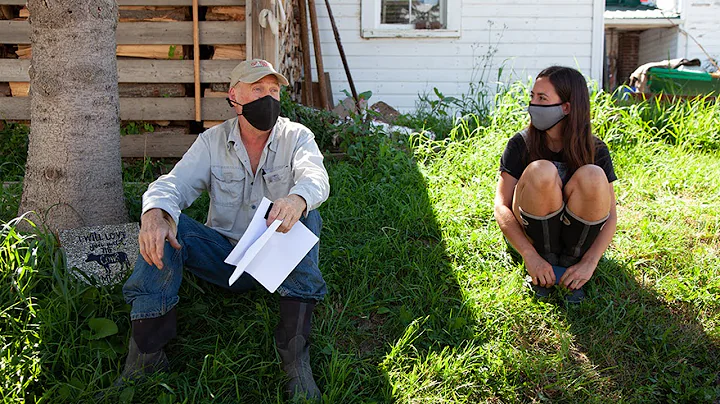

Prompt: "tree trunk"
[19,0,128,232]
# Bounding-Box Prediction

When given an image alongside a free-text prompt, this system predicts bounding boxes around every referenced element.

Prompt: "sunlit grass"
[1,88,719,402]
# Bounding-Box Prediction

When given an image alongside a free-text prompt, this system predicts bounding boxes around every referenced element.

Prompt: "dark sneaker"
[564,288,586,304]
[526,275,552,298]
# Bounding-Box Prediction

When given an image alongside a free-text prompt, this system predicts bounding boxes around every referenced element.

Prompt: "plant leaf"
[359,90,373,100]
[120,387,135,404]
[87,318,118,340]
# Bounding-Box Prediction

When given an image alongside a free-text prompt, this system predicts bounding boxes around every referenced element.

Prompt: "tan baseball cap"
[229,59,289,88]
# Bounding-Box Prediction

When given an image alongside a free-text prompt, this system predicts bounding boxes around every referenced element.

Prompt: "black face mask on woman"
[226,95,281,131]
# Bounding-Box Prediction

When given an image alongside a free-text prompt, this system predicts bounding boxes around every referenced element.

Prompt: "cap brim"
[238,72,289,87]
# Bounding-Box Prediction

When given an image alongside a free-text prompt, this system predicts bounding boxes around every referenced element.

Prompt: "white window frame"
[361,0,461,38]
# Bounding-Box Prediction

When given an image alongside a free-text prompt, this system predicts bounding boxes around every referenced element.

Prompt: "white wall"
[638,27,679,64]
[680,0,720,69]
[305,0,601,111]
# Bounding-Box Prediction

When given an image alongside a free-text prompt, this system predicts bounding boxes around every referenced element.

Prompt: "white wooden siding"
[304,0,600,112]
[681,0,720,66]
[638,27,680,64]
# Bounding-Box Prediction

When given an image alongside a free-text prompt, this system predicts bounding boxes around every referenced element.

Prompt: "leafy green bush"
[280,90,377,153]
[120,121,155,136]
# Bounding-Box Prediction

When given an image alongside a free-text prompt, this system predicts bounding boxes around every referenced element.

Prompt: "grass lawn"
[1,89,719,403]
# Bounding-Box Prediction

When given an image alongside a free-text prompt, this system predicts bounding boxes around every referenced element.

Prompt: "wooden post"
[192,0,201,121]
[251,0,278,67]
[298,0,313,106]
[307,0,328,110]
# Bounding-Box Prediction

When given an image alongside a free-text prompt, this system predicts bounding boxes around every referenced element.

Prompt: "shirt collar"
[226,117,280,152]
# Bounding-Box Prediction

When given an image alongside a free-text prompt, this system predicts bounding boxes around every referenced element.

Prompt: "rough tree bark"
[19,0,128,232]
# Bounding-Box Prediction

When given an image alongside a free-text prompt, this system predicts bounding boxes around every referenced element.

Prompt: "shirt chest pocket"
[210,166,245,206]
[263,165,292,200]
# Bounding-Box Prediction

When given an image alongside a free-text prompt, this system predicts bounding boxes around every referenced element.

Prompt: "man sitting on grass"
[116,59,329,401]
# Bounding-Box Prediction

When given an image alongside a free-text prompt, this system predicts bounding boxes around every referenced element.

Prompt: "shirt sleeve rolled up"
[288,129,330,215]
[141,134,212,226]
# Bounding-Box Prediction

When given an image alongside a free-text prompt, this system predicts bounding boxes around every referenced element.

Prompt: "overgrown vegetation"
[280,90,368,153]
[1,84,719,402]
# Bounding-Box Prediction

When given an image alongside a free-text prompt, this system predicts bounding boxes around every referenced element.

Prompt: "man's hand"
[139,208,181,269]
[267,195,307,233]
[559,258,596,290]
[524,252,556,287]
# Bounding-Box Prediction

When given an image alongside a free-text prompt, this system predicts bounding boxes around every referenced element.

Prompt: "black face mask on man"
[527,102,567,131]
[226,95,281,131]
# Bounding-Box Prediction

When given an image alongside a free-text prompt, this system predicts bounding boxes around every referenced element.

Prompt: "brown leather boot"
[274,298,321,402]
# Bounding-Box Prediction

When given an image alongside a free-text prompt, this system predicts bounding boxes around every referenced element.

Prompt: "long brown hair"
[526,66,595,176]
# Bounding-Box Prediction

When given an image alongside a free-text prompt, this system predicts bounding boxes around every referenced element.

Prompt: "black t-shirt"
[499,130,617,184]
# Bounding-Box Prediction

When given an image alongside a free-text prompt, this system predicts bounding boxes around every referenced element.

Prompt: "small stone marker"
[59,223,140,286]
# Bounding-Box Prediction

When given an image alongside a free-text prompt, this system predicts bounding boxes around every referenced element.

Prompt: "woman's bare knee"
[565,165,610,220]
[566,165,608,198]
[520,160,562,191]
[514,160,563,218]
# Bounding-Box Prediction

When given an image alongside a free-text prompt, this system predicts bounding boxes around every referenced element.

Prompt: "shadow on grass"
[498,227,719,401]
[310,135,477,402]
[560,257,720,402]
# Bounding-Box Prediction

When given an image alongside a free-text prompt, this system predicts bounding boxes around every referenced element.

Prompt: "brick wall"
[617,31,640,85]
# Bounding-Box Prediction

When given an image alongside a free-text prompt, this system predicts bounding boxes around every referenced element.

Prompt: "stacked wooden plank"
[0,0,248,158]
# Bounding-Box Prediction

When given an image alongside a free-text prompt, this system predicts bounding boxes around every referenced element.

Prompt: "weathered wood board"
[0,59,239,83]
[0,97,236,121]
[0,21,246,45]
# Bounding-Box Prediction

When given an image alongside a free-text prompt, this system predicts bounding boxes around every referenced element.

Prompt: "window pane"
[381,0,446,28]
[381,0,411,24]
[413,0,444,28]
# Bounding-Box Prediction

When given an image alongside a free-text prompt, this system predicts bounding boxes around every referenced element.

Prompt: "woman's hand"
[524,253,556,287]
[559,259,596,290]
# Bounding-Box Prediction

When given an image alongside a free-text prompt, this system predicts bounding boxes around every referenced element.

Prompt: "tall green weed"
[592,93,720,151]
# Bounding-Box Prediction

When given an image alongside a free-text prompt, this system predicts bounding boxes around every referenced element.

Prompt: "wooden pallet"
[0,0,291,159]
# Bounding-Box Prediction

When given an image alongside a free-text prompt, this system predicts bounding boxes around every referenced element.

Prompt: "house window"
[361,0,461,38]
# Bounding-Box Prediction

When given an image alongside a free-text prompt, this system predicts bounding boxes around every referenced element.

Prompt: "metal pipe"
[324,0,359,111]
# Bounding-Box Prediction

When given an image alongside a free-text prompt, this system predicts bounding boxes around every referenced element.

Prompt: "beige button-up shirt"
[142,117,330,242]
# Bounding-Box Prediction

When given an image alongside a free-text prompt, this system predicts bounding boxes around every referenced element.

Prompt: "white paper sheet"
[224,197,319,293]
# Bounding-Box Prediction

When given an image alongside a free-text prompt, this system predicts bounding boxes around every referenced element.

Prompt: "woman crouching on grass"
[493,66,617,303]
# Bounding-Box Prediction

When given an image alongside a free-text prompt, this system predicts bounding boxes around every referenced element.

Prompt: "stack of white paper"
[224,197,319,293]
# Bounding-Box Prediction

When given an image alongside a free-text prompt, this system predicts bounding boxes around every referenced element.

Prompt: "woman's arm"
[494,172,556,286]
[559,184,617,290]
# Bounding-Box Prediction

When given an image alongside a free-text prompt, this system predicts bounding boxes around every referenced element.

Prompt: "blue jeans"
[123,211,327,321]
